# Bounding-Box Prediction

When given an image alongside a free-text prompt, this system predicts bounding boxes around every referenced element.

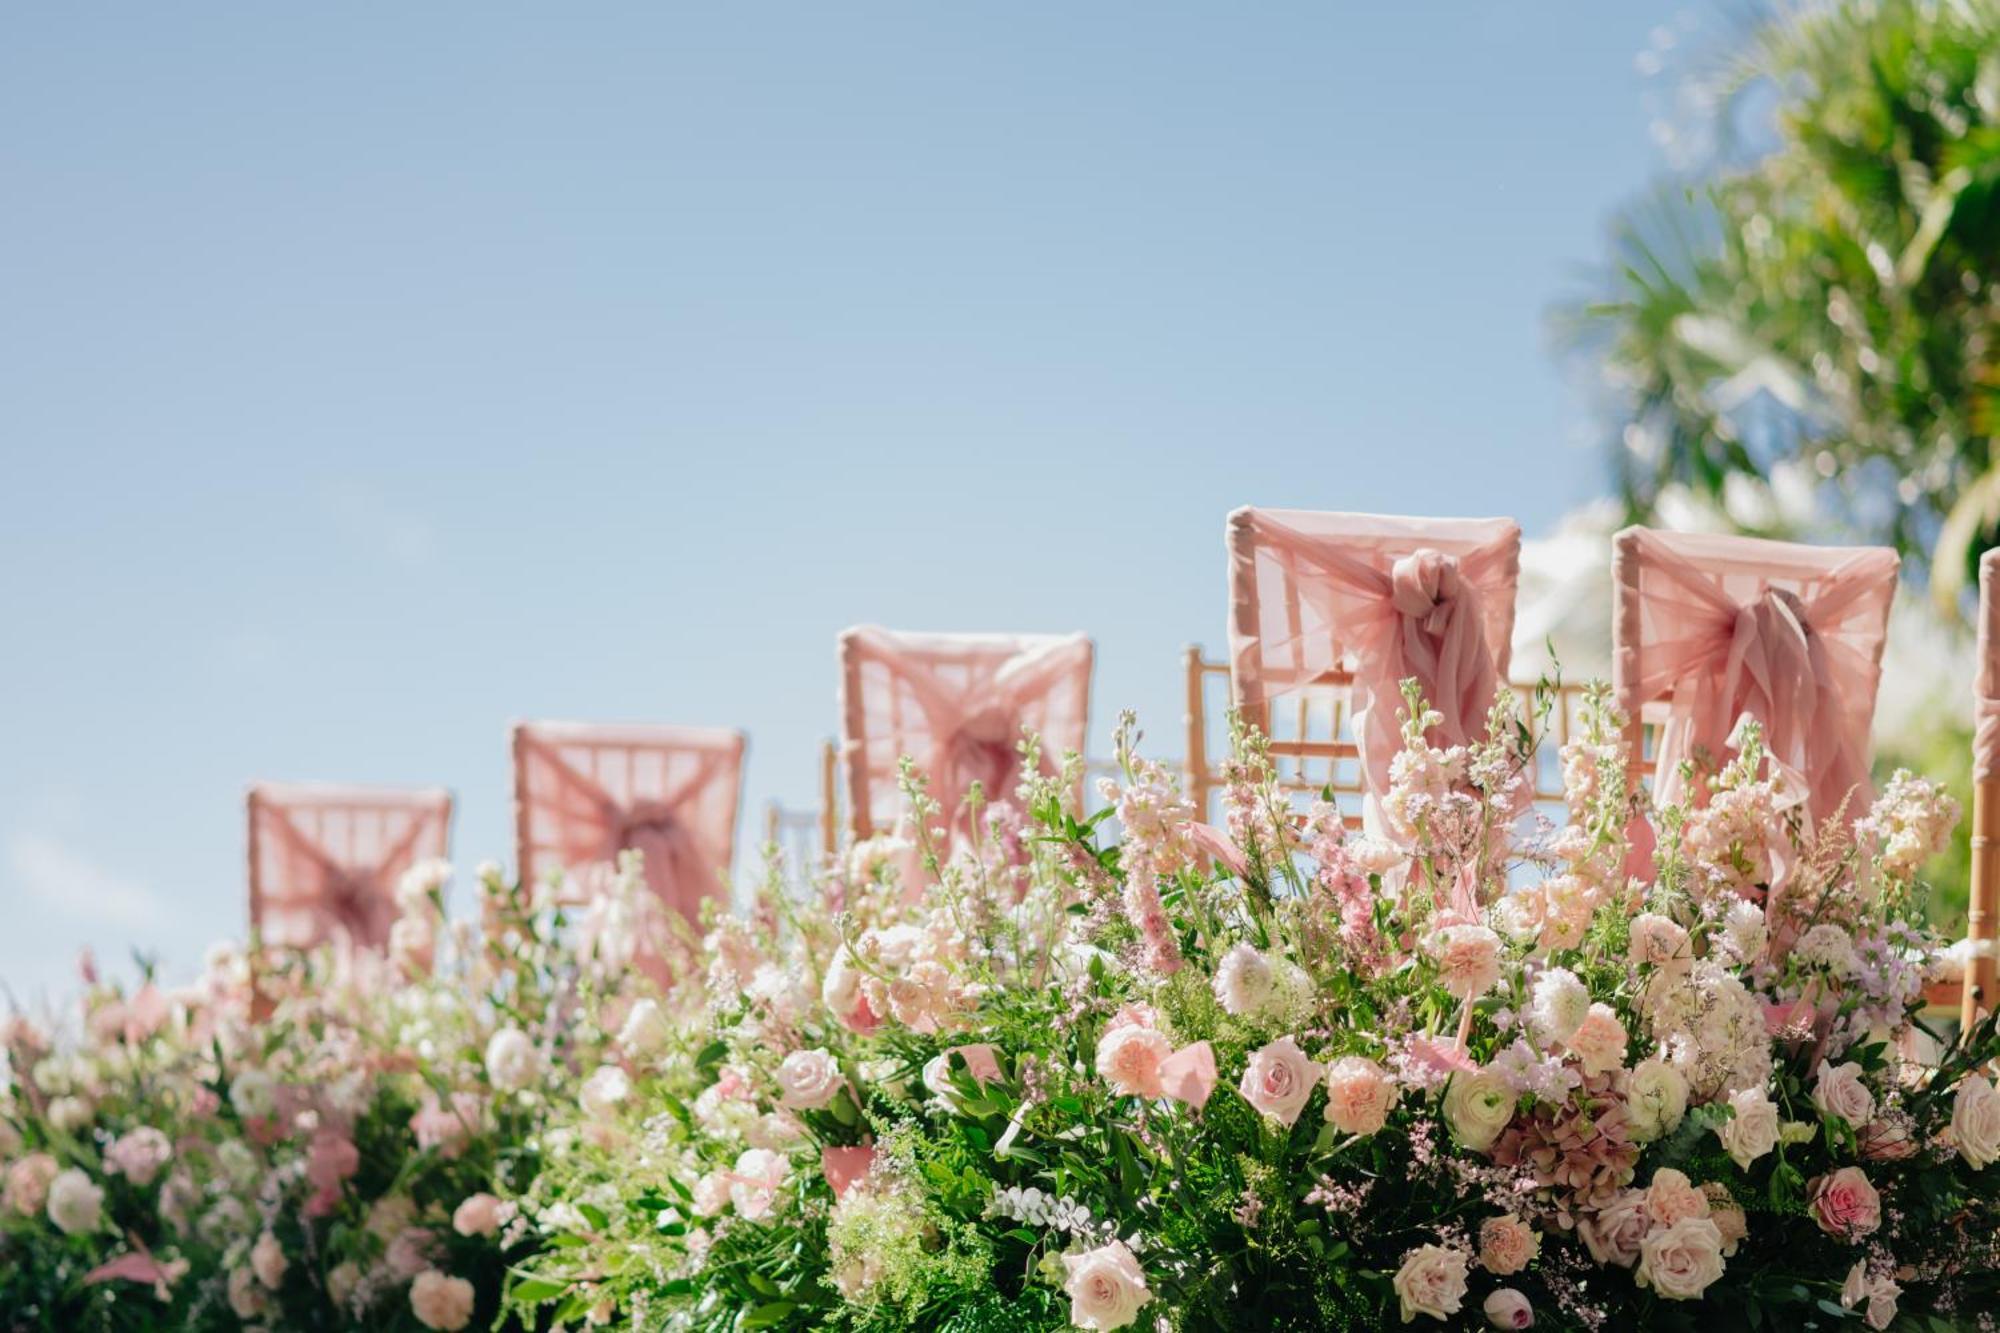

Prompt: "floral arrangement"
[6,681,2000,1331]
[506,687,2000,1332]
[0,854,680,1331]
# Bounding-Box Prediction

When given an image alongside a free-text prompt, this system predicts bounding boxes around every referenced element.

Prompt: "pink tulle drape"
[247,783,453,951]
[1612,526,1898,823]
[1225,507,1521,806]
[837,626,1093,839]
[511,722,744,921]
[1978,549,2000,782]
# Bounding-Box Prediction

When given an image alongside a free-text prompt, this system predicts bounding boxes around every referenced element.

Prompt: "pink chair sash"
[512,722,744,921]
[1225,507,1521,804]
[1978,549,2000,781]
[838,626,1093,839]
[1612,526,1898,823]
[247,783,452,951]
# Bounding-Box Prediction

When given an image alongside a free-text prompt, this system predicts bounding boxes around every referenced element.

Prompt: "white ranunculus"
[1061,1239,1152,1330]
[1443,1069,1516,1153]
[46,1167,103,1236]
[483,1028,540,1093]
[1625,1059,1688,1143]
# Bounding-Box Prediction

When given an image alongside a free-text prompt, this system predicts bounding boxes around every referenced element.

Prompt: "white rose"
[1061,1239,1152,1330]
[1635,1217,1726,1300]
[1951,1073,2000,1169]
[579,1065,631,1120]
[483,1028,540,1092]
[1624,1058,1688,1143]
[1443,1069,1516,1153]
[46,1168,103,1236]
[1716,1085,1780,1169]
[1391,1243,1470,1323]
[1812,1060,1875,1127]
[616,999,671,1056]
[775,1048,844,1112]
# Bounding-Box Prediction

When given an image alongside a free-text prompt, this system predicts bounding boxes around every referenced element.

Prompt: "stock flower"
[1716,1086,1780,1169]
[1812,1061,1875,1127]
[775,1048,844,1111]
[45,1168,103,1235]
[1442,1068,1515,1152]
[1635,1217,1726,1300]
[1951,1072,2000,1168]
[484,1028,540,1092]
[1808,1167,1881,1239]
[410,1269,476,1331]
[1322,1056,1398,1136]
[1391,1243,1470,1323]
[1477,1214,1539,1275]
[1238,1037,1322,1128]
[1061,1239,1151,1330]
[103,1126,172,1187]
[1483,1288,1534,1328]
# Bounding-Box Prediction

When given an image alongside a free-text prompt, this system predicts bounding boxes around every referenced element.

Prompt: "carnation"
[1322,1056,1399,1136]
[409,1269,476,1331]
[1429,925,1504,1001]
[452,1193,504,1238]
[1565,1003,1627,1075]
[1212,942,1277,1016]
[1477,1214,1539,1276]
[1096,1023,1172,1099]
[1528,967,1591,1046]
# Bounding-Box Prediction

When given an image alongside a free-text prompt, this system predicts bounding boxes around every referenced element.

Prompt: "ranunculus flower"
[1392,1243,1470,1323]
[1061,1239,1151,1330]
[1442,1068,1515,1153]
[1477,1214,1539,1276]
[1716,1085,1779,1169]
[1238,1037,1322,1128]
[1808,1166,1881,1239]
[1624,1058,1688,1143]
[1322,1056,1398,1136]
[452,1193,503,1237]
[1812,1060,1875,1127]
[483,1028,540,1092]
[409,1269,475,1331]
[1097,1023,1173,1099]
[1635,1217,1726,1300]
[1951,1072,2000,1169]
[775,1048,843,1111]
[46,1167,103,1236]
[1483,1287,1535,1328]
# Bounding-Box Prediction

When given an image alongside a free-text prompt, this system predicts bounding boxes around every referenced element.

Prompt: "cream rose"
[1061,1239,1151,1330]
[1322,1056,1399,1136]
[1812,1060,1875,1127]
[775,1048,844,1111]
[1442,1068,1516,1153]
[1238,1037,1322,1128]
[1951,1072,2000,1168]
[1392,1243,1470,1323]
[1635,1217,1726,1300]
[1716,1085,1779,1169]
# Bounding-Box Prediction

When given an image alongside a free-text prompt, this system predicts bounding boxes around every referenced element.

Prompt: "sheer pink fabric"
[838,626,1093,839]
[247,783,452,951]
[512,721,745,921]
[1225,507,1521,804]
[1612,526,1898,823]
[1978,549,2000,781]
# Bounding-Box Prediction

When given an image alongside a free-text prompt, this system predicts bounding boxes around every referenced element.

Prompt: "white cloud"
[6,832,168,930]
[321,482,441,569]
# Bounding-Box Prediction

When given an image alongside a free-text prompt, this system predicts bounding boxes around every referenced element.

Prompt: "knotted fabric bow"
[1226,508,1521,809]
[512,723,743,922]
[839,626,1093,842]
[247,784,451,951]
[1612,527,1898,825]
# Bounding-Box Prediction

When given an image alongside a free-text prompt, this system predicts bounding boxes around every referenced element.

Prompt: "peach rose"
[1636,1217,1726,1300]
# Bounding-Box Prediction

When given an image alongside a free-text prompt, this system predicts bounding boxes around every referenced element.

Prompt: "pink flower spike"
[1160,1041,1218,1111]
[821,1145,876,1200]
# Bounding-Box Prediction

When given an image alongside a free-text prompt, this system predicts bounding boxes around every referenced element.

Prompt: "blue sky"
[0,3,1685,1000]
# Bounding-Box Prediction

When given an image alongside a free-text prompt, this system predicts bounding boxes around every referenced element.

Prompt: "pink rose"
[1812,1061,1875,1127]
[1578,1189,1649,1269]
[1238,1037,1322,1128]
[1061,1239,1152,1330]
[775,1048,844,1111]
[1392,1243,1471,1322]
[1322,1056,1398,1136]
[1483,1288,1535,1328]
[1097,1024,1172,1099]
[1808,1167,1881,1239]
[1159,1041,1218,1111]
